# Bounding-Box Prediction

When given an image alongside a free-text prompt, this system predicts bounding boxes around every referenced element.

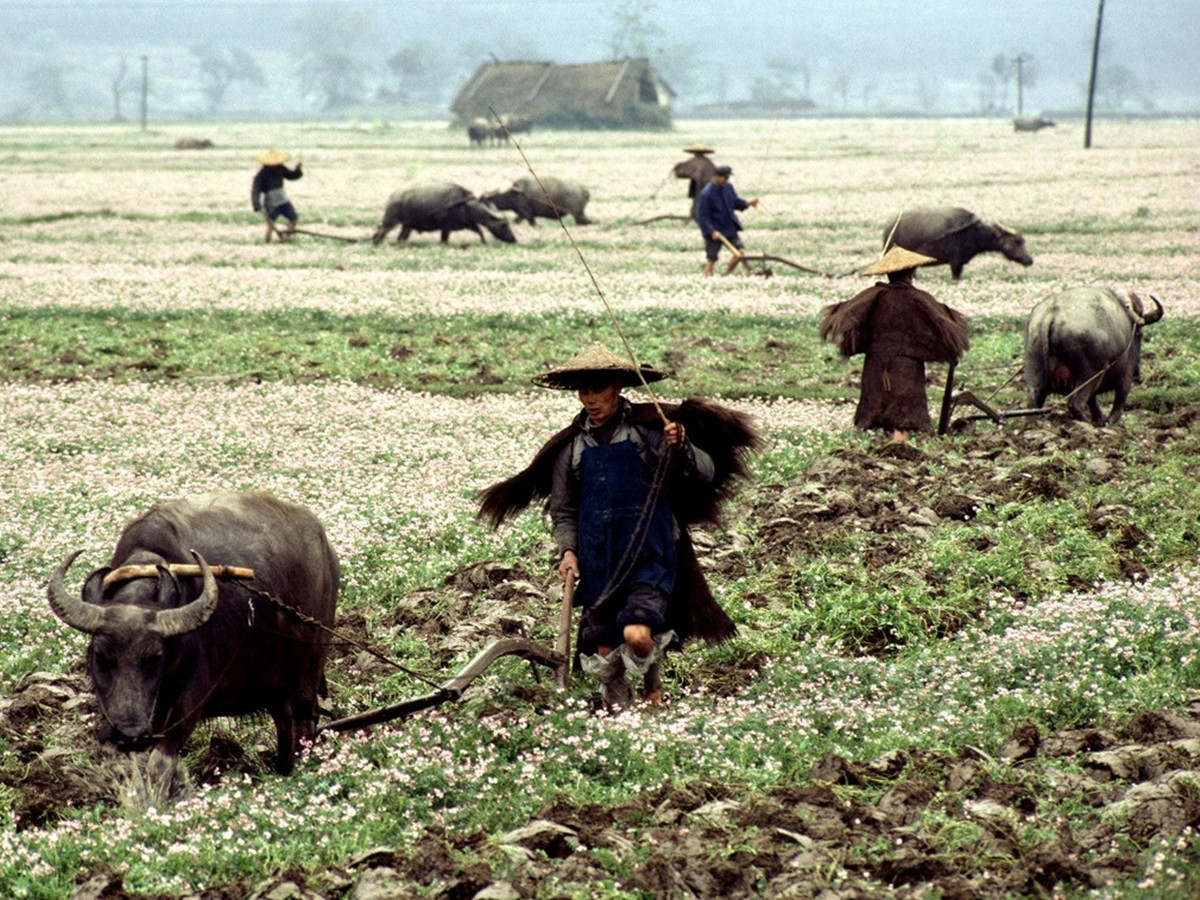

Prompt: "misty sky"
[2,0,1197,118]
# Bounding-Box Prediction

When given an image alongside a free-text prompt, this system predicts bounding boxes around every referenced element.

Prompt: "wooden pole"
[937,364,957,435]
[139,55,148,132]
[556,571,575,689]
[716,232,744,258]
[1084,0,1105,149]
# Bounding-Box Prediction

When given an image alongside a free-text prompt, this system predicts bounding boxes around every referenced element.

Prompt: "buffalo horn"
[152,550,220,637]
[47,550,108,634]
[1128,291,1146,325]
[1143,293,1165,324]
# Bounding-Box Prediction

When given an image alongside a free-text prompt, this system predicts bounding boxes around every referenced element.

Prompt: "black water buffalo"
[47,492,339,775]
[1013,116,1055,132]
[372,182,517,245]
[482,175,593,225]
[884,206,1033,279]
[1023,286,1164,425]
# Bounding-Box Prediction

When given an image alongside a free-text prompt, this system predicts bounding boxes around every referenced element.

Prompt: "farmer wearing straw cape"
[477,343,759,708]
[250,148,303,243]
[672,141,718,222]
[819,246,969,442]
[696,165,759,277]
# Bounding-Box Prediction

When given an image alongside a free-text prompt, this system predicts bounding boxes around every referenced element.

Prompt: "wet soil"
[6,406,1200,898]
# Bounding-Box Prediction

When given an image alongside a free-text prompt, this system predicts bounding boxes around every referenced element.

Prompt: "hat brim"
[257,150,290,165]
[532,365,669,391]
[863,246,939,276]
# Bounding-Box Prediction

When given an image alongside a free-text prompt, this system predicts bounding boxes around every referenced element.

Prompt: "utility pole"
[1013,53,1032,116]
[140,55,149,131]
[1084,0,1105,148]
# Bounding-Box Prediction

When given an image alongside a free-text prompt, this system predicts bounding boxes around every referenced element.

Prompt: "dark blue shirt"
[696,180,748,238]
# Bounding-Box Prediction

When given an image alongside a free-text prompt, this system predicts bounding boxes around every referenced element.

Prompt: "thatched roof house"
[451,57,673,129]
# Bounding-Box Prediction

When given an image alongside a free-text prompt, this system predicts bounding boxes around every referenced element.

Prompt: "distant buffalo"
[1024,286,1164,425]
[884,206,1033,280]
[174,137,214,150]
[482,176,592,226]
[372,182,517,245]
[1013,116,1055,132]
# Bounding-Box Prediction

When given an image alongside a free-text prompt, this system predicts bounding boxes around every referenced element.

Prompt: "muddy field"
[5,403,1200,898]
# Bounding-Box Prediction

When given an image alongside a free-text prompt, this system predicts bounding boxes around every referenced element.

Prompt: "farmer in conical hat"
[819,246,969,442]
[478,343,759,708]
[672,142,718,222]
[250,148,304,243]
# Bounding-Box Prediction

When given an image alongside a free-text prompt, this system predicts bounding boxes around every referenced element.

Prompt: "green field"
[1,118,1199,898]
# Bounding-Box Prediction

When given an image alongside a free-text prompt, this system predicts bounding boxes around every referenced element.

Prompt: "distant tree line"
[4,0,1165,123]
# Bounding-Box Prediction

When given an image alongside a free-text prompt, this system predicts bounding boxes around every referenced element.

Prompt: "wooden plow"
[320,636,564,734]
[936,364,1051,434]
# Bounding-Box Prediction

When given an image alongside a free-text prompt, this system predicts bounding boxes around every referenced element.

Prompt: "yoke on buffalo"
[47,492,340,776]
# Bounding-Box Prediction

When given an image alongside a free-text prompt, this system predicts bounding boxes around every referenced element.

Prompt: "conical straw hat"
[683,142,714,154]
[863,245,938,276]
[532,343,669,390]
[256,148,290,165]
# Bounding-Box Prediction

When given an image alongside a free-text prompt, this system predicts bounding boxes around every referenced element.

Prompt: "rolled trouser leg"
[620,631,674,702]
[579,649,632,708]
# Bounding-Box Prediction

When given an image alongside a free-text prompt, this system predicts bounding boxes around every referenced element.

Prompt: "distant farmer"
[251,148,303,243]
[819,246,969,442]
[672,142,718,222]
[477,344,758,708]
[696,165,759,277]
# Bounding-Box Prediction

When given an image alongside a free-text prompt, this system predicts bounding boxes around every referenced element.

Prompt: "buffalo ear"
[82,568,112,605]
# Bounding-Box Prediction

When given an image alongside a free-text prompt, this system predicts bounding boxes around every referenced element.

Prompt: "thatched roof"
[451,57,674,129]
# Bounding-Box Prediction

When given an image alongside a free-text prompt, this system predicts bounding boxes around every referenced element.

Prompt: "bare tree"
[111,56,130,122]
[916,77,940,111]
[24,59,71,116]
[749,56,811,103]
[990,53,1013,111]
[1095,62,1152,110]
[191,45,266,115]
[975,71,999,115]
[292,5,373,111]
[827,69,852,110]
[606,0,665,60]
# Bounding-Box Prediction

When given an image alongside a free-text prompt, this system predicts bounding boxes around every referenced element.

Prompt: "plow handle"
[556,571,575,688]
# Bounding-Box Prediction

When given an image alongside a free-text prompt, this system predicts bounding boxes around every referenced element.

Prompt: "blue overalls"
[575,438,675,646]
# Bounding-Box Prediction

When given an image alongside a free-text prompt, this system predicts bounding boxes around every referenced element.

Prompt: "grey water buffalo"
[372,182,517,245]
[884,206,1033,279]
[47,492,339,775]
[482,176,593,225]
[1023,286,1164,425]
[1013,116,1055,132]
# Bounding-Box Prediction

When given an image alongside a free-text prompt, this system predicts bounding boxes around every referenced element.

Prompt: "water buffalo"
[1023,286,1164,425]
[883,206,1033,279]
[47,492,339,775]
[1013,116,1055,132]
[372,182,517,245]
[482,176,592,225]
[467,119,492,147]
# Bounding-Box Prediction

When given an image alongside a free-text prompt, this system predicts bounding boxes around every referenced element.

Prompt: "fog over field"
[2,0,1197,121]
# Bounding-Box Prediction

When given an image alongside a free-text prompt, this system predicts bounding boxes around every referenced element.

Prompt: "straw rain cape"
[478,398,760,644]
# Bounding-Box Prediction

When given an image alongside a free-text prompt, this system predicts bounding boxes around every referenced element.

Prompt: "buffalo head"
[992,223,1034,267]
[48,550,218,751]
